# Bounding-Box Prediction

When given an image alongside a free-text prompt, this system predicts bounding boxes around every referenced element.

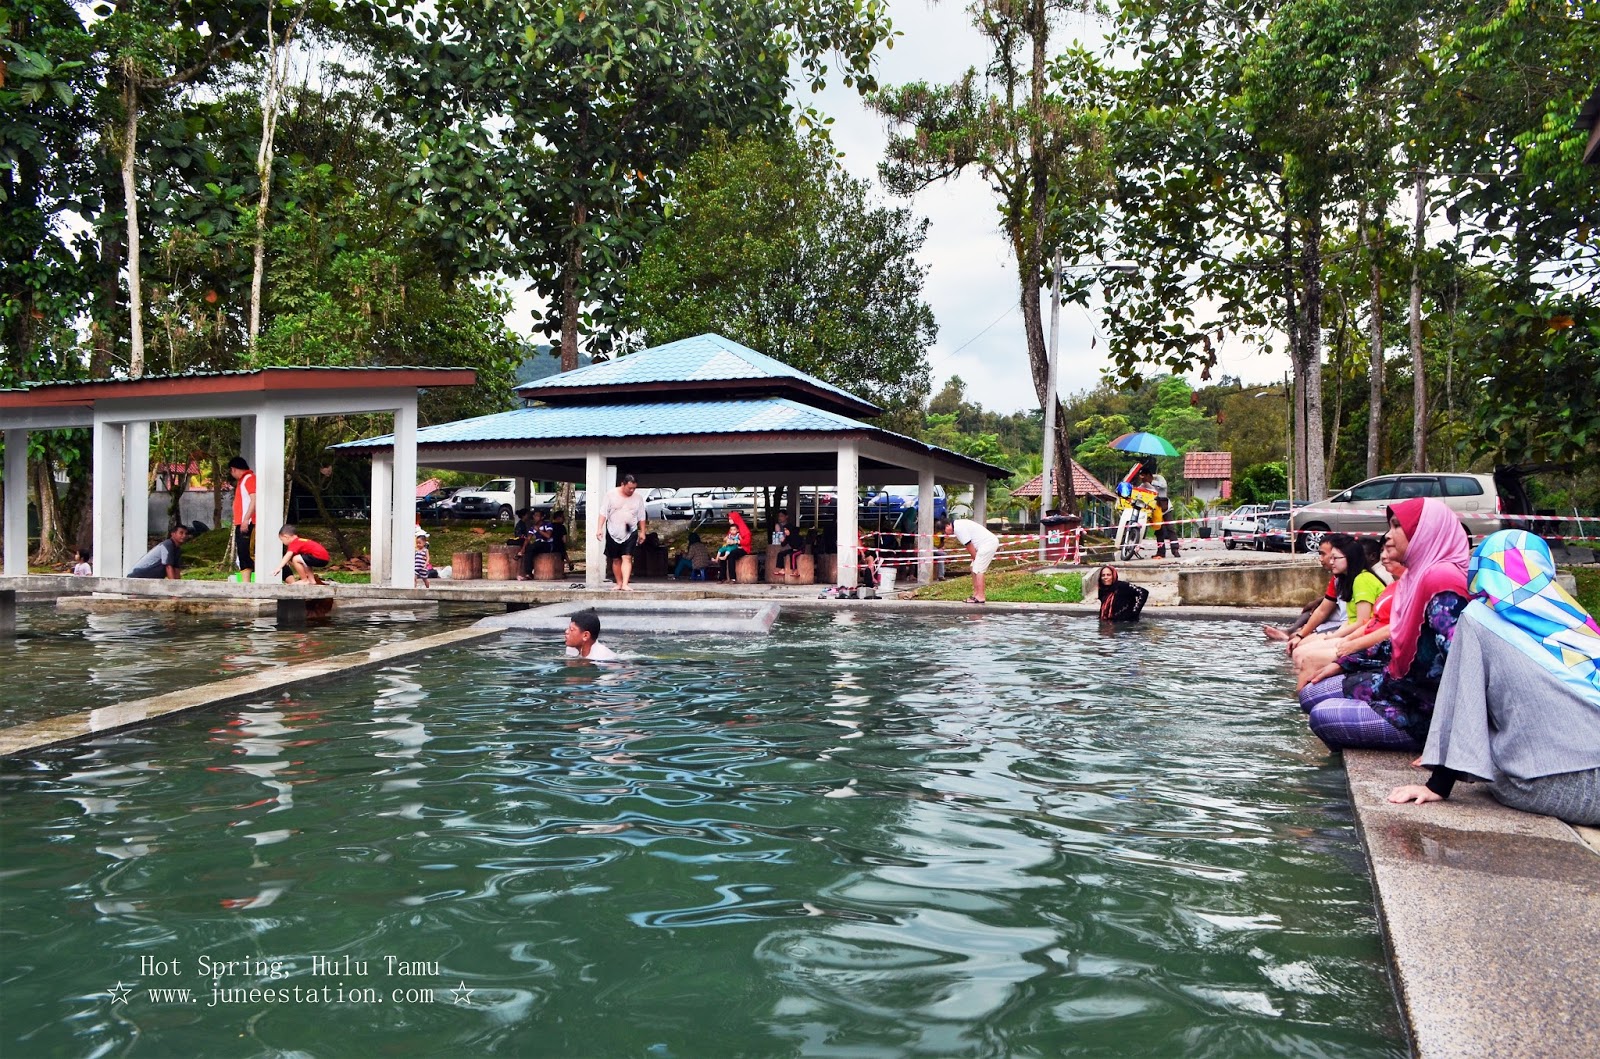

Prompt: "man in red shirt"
[229,456,257,582]
[272,524,332,584]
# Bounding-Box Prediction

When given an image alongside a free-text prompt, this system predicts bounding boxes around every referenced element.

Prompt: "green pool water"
[0,614,1404,1057]
[0,607,475,725]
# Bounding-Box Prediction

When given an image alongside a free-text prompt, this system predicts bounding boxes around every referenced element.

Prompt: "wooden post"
[486,545,519,581]
[451,551,483,580]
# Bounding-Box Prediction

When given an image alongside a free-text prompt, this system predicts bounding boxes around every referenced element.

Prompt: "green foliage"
[379,0,895,364]
[1233,462,1288,505]
[624,129,935,415]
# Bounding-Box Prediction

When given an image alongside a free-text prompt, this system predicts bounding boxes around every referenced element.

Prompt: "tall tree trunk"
[1327,290,1347,474]
[120,76,146,377]
[1409,168,1427,471]
[1298,208,1327,501]
[1279,212,1305,500]
[249,8,301,347]
[31,453,67,565]
[1362,200,1384,479]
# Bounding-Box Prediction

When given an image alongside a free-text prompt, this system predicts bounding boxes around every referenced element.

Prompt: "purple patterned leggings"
[1298,676,1422,752]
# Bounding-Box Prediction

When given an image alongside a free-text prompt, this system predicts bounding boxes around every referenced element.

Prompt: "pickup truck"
[1218,504,1268,549]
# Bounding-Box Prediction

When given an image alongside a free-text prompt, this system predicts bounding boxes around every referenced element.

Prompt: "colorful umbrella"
[1109,431,1179,457]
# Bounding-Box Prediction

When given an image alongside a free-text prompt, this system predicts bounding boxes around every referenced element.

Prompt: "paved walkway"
[1343,750,1600,1058]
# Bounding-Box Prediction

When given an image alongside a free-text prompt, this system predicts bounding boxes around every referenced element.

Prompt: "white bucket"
[877,566,898,595]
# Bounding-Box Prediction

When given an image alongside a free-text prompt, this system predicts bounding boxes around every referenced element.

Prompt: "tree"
[380,0,895,371]
[872,0,1114,512]
[93,0,268,375]
[624,130,936,418]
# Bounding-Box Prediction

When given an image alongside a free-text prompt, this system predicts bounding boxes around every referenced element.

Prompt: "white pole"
[3,429,28,576]
[1040,249,1063,557]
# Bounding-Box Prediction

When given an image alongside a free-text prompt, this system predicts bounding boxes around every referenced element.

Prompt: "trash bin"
[877,565,899,595]
[1041,515,1079,563]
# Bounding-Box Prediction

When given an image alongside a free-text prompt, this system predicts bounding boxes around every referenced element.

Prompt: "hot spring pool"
[0,613,1404,1057]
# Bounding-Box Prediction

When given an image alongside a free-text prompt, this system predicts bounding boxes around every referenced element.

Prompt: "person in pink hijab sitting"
[1298,497,1471,751]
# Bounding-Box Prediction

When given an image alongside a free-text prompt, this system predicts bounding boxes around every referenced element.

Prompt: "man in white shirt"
[941,516,1000,604]
[564,609,619,661]
[595,474,648,591]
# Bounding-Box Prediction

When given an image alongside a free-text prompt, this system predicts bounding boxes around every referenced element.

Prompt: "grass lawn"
[909,565,1086,604]
[1572,567,1600,616]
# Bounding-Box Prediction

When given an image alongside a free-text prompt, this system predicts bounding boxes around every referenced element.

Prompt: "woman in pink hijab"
[1299,497,1471,750]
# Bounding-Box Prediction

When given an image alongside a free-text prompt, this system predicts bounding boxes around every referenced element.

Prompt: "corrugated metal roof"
[334,397,1010,478]
[515,333,867,408]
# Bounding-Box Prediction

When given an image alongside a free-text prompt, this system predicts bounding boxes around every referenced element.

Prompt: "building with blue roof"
[337,333,1009,588]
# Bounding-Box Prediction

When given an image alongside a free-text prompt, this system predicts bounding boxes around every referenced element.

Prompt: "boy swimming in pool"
[564,609,618,661]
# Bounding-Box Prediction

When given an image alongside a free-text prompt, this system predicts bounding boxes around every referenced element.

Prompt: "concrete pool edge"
[1342,750,1600,1059]
[0,625,500,757]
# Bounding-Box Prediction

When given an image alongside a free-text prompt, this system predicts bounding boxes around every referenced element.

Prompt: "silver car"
[1291,473,1502,552]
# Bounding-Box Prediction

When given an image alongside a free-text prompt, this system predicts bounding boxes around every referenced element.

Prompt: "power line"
[930,304,1017,370]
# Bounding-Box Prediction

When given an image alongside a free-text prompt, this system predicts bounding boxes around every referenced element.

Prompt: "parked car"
[1253,512,1295,552]
[864,485,947,520]
[1218,503,1268,549]
[642,488,679,520]
[450,478,519,521]
[416,486,463,521]
[1290,473,1501,552]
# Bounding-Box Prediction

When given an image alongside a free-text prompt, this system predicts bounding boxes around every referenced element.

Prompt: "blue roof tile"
[514,333,871,411]
[333,397,1009,478]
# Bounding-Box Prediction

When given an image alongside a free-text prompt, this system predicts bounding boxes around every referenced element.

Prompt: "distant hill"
[514,343,592,387]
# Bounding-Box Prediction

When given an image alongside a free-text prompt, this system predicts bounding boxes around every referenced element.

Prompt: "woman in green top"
[1294,534,1386,689]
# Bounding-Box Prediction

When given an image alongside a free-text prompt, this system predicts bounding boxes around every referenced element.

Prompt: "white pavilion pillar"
[92,419,125,576]
[388,402,418,588]
[122,420,150,572]
[973,483,988,526]
[584,449,607,589]
[836,441,859,588]
[3,429,28,576]
[252,408,287,580]
[917,467,935,585]
[370,451,393,584]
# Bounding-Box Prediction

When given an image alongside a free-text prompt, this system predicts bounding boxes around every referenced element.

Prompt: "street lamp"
[1253,379,1294,504]
[1040,254,1137,534]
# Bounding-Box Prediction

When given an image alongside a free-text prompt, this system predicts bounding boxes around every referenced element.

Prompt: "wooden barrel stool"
[532,551,562,581]
[765,545,788,584]
[486,544,519,581]
[734,554,760,584]
[816,554,837,584]
[790,553,816,585]
[451,551,483,580]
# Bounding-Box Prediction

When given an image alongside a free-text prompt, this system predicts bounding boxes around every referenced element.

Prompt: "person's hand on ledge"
[1387,784,1442,806]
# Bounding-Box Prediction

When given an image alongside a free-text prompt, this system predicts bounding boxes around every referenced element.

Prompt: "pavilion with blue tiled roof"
[338,333,1010,588]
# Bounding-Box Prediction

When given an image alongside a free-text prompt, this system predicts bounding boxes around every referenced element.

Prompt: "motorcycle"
[1112,481,1161,561]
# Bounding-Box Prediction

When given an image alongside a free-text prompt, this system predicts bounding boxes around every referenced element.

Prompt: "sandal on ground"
[964,596,985,604]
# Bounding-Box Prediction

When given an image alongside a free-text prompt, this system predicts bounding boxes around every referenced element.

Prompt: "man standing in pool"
[564,609,618,661]
[596,474,647,591]
[941,515,1000,604]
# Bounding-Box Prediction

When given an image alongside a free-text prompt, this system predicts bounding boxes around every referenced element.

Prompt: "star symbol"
[451,981,474,1007]
[108,982,134,1005]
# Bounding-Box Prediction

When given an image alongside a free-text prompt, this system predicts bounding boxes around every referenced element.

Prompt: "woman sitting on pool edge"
[1299,497,1470,751]
[1388,530,1600,826]
[1299,535,1406,687]
[1292,534,1396,688]
[1097,566,1148,622]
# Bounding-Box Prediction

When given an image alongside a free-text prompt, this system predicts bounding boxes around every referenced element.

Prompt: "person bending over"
[1388,530,1599,826]
[564,608,618,661]
[941,515,999,604]
[271,525,332,584]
